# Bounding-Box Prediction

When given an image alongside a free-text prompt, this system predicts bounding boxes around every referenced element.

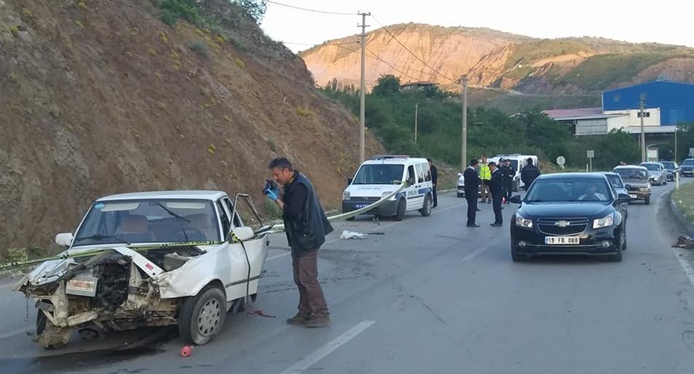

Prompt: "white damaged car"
[14,190,270,349]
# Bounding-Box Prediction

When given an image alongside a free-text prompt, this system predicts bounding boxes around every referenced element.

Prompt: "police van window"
[415,163,425,183]
[423,162,432,182]
[407,165,416,184]
[216,200,231,238]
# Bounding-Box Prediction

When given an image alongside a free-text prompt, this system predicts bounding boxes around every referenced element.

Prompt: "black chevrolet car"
[509,173,631,263]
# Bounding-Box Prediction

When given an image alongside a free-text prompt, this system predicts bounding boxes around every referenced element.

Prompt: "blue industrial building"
[602,80,694,126]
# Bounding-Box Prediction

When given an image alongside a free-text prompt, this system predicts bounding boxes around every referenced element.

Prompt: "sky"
[260,0,694,53]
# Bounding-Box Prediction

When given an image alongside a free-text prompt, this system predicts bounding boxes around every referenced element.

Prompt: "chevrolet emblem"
[555,220,570,227]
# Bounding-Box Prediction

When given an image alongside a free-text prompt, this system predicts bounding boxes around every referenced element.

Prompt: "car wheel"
[346,216,355,221]
[457,192,464,198]
[644,197,650,205]
[420,195,432,217]
[178,284,227,345]
[606,246,623,262]
[621,227,627,251]
[394,199,406,221]
[36,309,70,350]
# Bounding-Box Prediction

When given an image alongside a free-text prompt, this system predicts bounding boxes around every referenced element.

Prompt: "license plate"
[629,194,637,199]
[545,236,579,245]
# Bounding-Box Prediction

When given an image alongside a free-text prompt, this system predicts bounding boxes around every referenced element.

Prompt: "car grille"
[537,218,589,235]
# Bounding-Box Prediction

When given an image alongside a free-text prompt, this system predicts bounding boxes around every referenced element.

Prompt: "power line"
[330,43,424,84]
[370,15,458,83]
[279,41,357,46]
[266,0,354,16]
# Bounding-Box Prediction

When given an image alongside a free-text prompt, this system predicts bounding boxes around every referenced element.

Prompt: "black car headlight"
[515,214,533,229]
[593,213,614,229]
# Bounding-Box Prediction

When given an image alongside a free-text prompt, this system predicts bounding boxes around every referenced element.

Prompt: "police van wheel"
[420,196,432,217]
[394,199,406,221]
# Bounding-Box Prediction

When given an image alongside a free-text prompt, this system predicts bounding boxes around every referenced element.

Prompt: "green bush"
[159,0,204,26]
[188,39,209,59]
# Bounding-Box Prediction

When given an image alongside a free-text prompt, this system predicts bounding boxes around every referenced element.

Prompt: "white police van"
[342,155,433,221]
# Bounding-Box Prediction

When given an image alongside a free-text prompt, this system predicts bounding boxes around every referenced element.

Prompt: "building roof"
[543,107,604,119]
[622,125,677,134]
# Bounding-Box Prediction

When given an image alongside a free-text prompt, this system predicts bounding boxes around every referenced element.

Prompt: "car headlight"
[640,187,649,192]
[593,213,614,229]
[342,191,350,201]
[381,191,395,200]
[515,214,533,229]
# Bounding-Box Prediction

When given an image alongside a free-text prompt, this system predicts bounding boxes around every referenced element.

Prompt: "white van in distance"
[342,155,434,221]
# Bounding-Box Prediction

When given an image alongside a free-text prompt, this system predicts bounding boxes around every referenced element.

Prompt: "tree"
[234,0,267,22]
[372,75,401,96]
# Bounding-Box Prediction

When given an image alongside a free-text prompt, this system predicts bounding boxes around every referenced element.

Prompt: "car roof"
[361,157,427,165]
[640,161,663,165]
[97,190,228,202]
[614,165,647,170]
[536,172,608,180]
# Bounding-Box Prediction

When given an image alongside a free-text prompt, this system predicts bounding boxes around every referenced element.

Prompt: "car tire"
[346,216,355,221]
[36,309,70,350]
[394,199,406,221]
[644,197,650,205]
[606,246,623,262]
[420,195,432,217]
[178,284,227,346]
[457,192,464,198]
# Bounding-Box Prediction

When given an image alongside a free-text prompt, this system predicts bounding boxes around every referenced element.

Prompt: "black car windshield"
[73,199,220,245]
[525,178,611,202]
[615,168,648,180]
[352,164,404,185]
[661,162,675,169]
[683,159,694,165]
[641,163,661,171]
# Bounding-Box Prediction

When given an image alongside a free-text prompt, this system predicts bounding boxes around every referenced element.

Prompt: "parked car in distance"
[509,173,630,263]
[680,158,694,177]
[639,162,667,185]
[613,165,651,204]
[660,161,679,181]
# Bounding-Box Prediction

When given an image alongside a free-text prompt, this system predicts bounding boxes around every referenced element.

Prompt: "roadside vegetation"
[321,74,642,172]
[673,180,694,223]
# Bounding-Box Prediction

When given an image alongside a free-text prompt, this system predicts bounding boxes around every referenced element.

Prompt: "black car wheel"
[511,245,527,262]
[644,196,651,205]
[606,230,624,262]
[394,199,406,221]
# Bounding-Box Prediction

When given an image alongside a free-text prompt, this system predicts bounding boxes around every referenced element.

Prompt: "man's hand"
[264,189,279,201]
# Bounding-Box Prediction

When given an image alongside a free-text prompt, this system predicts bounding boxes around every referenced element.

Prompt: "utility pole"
[460,75,468,170]
[414,103,418,143]
[358,11,370,163]
[639,94,646,162]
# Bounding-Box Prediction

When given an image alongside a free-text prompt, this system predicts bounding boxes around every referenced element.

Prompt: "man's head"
[488,161,497,171]
[506,159,511,166]
[427,158,432,167]
[527,158,534,165]
[481,155,487,162]
[470,159,479,167]
[268,157,294,186]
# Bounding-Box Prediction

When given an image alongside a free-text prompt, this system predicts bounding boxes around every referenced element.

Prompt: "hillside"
[300,23,694,100]
[0,0,382,256]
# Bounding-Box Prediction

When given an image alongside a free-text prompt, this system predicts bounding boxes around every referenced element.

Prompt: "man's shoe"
[467,223,480,227]
[305,314,330,328]
[476,208,481,211]
[432,204,438,208]
[286,313,309,325]
[490,223,502,227]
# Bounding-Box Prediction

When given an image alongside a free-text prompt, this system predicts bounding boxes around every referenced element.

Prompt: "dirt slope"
[0,0,382,256]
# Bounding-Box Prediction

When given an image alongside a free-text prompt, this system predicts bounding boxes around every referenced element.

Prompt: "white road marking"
[278,320,375,374]
[0,326,31,340]
[462,246,490,262]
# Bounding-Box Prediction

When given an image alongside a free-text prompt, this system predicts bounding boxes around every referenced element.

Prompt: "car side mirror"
[616,193,632,203]
[509,195,522,204]
[230,226,255,242]
[55,232,74,247]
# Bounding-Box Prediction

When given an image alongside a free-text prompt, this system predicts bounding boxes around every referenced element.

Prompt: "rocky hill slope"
[0,0,381,256]
[300,23,694,95]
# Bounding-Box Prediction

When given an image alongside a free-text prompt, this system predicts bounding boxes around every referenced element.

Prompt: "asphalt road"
[2,180,694,374]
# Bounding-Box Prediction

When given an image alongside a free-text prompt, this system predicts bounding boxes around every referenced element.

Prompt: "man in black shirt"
[428,158,438,208]
[266,158,334,328]
[463,159,482,227]
[488,161,503,227]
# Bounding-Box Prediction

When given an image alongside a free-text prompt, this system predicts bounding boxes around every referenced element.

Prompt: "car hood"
[518,202,613,218]
[682,164,694,169]
[646,170,661,176]
[622,179,649,187]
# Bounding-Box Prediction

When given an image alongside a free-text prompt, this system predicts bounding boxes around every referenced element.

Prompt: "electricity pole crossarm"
[358,11,370,164]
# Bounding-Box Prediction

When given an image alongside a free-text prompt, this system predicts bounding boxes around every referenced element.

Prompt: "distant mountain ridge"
[299,23,694,96]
